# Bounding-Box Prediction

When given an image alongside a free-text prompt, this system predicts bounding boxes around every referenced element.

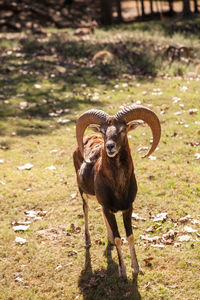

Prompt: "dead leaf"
[50,149,58,154]
[191,219,200,225]
[145,281,151,289]
[67,250,78,257]
[46,166,56,170]
[15,276,24,283]
[15,237,27,245]
[19,101,28,110]
[148,155,156,161]
[24,210,47,218]
[144,256,153,267]
[57,118,70,124]
[145,225,158,233]
[140,234,160,243]
[178,235,192,242]
[17,163,33,170]
[153,212,168,222]
[56,66,66,73]
[55,265,62,271]
[178,215,191,223]
[131,212,146,221]
[13,225,30,232]
[183,226,197,233]
[71,193,77,199]
[188,108,198,115]
[162,229,176,239]
[151,244,165,248]
[194,153,200,160]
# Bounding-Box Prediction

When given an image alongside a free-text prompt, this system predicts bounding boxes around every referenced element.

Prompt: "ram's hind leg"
[79,189,91,248]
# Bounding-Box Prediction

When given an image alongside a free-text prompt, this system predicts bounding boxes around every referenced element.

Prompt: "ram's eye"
[119,127,125,134]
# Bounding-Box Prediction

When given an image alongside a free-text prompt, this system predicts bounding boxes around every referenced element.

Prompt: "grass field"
[0,18,200,300]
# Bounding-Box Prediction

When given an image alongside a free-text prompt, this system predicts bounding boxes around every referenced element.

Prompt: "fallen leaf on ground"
[178,235,192,242]
[13,225,30,232]
[191,219,200,225]
[55,265,62,271]
[145,225,158,233]
[194,153,200,160]
[148,155,156,160]
[178,215,191,223]
[17,163,33,170]
[50,149,58,154]
[57,118,70,124]
[24,210,47,218]
[140,234,160,243]
[19,101,28,110]
[153,212,168,222]
[131,212,146,221]
[15,237,27,245]
[183,226,197,233]
[188,108,198,115]
[67,250,78,257]
[151,244,165,248]
[15,277,24,283]
[12,221,31,226]
[162,229,176,240]
[144,256,153,267]
[71,193,77,199]
[46,165,56,170]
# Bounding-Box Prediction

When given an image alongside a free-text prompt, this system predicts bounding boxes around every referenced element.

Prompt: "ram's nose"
[106,142,117,157]
[106,142,115,151]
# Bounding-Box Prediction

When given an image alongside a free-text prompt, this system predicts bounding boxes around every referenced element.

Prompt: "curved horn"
[76,109,109,161]
[115,105,161,158]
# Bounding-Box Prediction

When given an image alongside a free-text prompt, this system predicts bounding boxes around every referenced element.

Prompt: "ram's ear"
[127,120,145,132]
[88,124,101,132]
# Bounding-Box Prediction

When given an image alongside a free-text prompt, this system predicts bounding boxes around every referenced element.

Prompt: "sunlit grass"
[0,19,200,299]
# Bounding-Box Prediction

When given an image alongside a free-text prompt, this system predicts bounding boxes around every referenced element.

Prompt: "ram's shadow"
[78,243,141,300]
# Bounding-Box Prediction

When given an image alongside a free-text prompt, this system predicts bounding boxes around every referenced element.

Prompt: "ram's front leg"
[123,208,143,275]
[80,190,91,248]
[103,208,127,279]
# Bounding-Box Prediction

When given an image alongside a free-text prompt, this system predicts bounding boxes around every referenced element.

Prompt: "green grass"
[0,18,200,300]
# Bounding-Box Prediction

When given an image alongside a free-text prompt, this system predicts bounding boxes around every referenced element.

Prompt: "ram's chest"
[105,165,130,197]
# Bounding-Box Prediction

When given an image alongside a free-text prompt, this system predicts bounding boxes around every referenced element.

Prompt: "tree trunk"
[115,0,122,22]
[168,0,174,13]
[149,0,154,14]
[101,0,113,25]
[136,0,140,16]
[182,0,191,15]
[141,0,146,16]
[193,0,199,13]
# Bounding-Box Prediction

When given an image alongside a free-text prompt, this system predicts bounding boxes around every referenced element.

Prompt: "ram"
[73,105,161,279]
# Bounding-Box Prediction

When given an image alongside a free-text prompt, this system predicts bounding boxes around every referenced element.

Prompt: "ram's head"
[76,105,161,161]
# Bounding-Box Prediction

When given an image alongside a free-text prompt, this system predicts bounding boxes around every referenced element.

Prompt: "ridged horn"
[115,105,161,158]
[76,109,109,161]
